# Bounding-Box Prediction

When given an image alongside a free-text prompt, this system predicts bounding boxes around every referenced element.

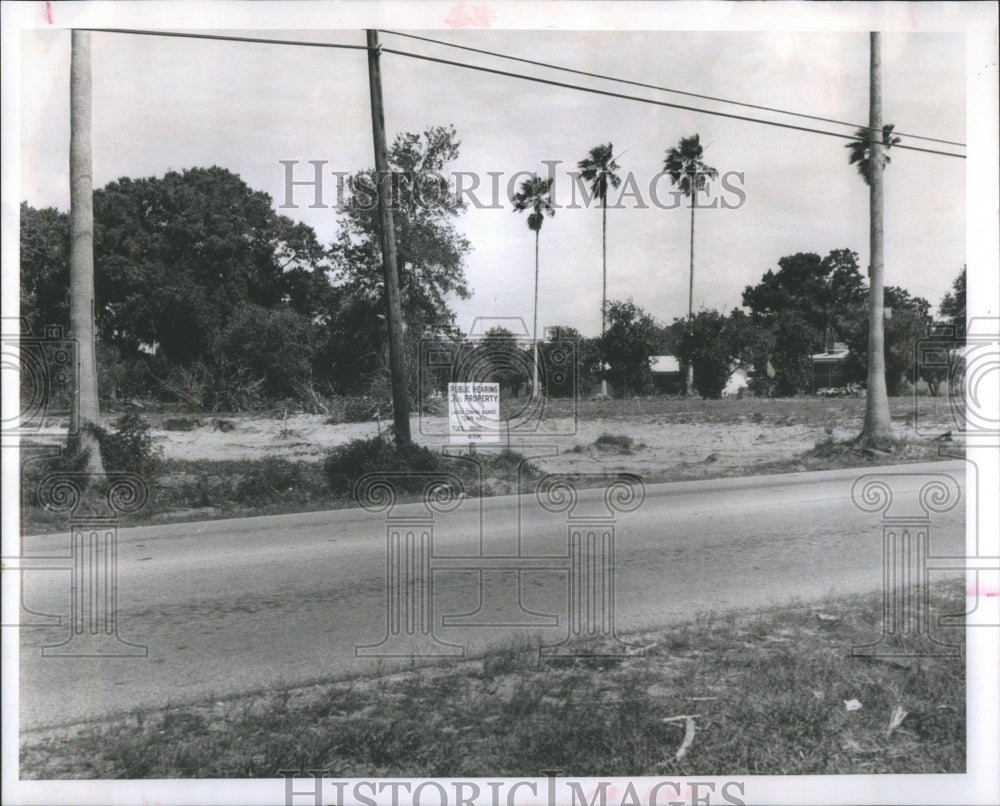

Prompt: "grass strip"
[20,578,966,778]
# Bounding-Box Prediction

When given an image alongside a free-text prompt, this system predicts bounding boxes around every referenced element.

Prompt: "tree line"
[21,122,965,411]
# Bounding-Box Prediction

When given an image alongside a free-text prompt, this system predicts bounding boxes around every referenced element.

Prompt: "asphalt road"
[17,460,966,731]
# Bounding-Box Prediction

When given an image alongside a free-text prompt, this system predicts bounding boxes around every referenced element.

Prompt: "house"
[649,355,684,394]
[810,341,851,392]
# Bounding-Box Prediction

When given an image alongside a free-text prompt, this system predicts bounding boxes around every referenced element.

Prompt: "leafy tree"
[478,327,527,396]
[742,249,866,337]
[664,133,717,394]
[741,249,867,395]
[92,166,331,364]
[330,125,472,393]
[217,305,323,399]
[672,309,772,399]
[599,300,664,396]
[767,311,822,397]
[540,325,600,397]
[938,266,966,339]
[671,310,735,399]
[842,286,933,396]
[512,173,555,395]
[577,142,622,380]
[22,167,336,407]
[20,203,70,335]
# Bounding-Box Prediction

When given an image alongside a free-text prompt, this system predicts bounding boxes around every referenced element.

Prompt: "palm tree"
[512,175,555,397]
[847,33,899,444]
[578,142,621,397]
[664,134,717,395]
[68,30,104,473]
[846,124,901,185]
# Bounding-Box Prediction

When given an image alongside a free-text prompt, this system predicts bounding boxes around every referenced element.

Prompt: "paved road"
[17,461,965,731]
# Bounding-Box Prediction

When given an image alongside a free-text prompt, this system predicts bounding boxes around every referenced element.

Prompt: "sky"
[12,12,973,341]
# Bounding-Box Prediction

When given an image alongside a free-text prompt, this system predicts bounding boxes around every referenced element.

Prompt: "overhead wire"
[378,45,965,159]
[379,28,965,149]
[85,28,965,160]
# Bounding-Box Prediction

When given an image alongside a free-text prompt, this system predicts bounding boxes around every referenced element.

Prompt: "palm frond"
[663,133,717,197]
[846,124,902,185]
[577,141,622,204]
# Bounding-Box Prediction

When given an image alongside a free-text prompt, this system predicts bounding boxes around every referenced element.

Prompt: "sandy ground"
[118,413,873,475]
[28,399,956,482]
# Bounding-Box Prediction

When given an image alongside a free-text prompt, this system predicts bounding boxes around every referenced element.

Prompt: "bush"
[97,342,154,406]
[235,457,305,503]
[594,434,634,454]
[217,305,322,400]
[156,360,268,412]
[324,435,442,494]
[89,412,163,478]
[479,449,540,478]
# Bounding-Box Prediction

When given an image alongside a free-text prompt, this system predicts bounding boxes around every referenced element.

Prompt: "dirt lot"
[42,394,959,473]
[22,395,960,531]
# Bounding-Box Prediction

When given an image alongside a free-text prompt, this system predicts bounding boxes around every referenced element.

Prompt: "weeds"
[594,434,635,454]
[20,579,965,778]
[324,434,443,494]
[88,412,163,477]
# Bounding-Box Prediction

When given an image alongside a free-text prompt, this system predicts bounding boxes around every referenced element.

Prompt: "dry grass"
[20,579,965,778]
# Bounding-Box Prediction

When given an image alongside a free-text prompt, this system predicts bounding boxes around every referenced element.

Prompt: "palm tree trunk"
[600,195,609,397]
[861,31,892,443]
[533,228,540,398]
[686,193,696,396]
[68,30,104,473]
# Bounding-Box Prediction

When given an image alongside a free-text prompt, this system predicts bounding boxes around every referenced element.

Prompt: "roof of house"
[810,349,851,363]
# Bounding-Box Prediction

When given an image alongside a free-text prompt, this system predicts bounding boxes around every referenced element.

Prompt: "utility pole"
[366,29,411,443]
[861,31,892,442]
[68,29,104,473]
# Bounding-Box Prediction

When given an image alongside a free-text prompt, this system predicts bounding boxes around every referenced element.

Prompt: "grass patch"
[21,439,543,533]
[20,579,965,778]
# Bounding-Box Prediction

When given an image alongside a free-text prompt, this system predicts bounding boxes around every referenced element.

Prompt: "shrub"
[594,434,634,453]
[97,343,154,406]
[324,435,442,494]
[480,449,540,478]
[90,412,163,478]
[235,457,305,503]
[217,305,322,400]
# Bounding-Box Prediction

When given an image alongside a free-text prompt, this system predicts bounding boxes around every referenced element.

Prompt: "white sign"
[448,382,501,443]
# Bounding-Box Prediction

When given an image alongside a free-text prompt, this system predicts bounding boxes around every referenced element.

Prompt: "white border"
[3,2,997,805]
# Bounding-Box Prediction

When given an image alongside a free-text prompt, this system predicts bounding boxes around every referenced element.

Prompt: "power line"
[380,29,965,149]
[86,28,965,160]
[380,46,965,159]
[79,28,368,51]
